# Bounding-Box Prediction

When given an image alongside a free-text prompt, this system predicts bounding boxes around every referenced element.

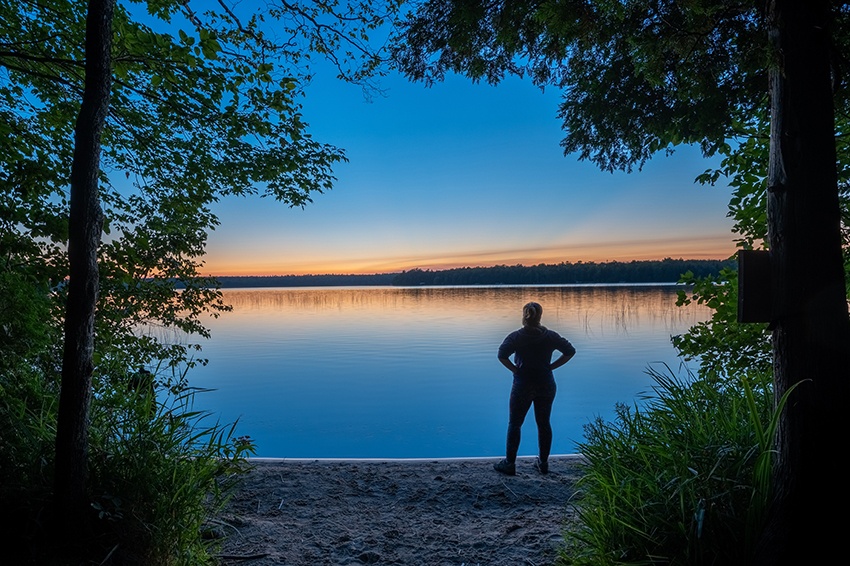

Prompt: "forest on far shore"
[214,258,735,288]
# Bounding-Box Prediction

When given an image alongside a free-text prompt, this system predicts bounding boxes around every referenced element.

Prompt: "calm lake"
[185,285,711,459]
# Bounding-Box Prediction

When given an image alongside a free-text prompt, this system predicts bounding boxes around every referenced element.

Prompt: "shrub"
[84,365,256,566]
[560,365,779,565]
[0,362,254,565]
[0,271,61,558]
[0,364,59,560]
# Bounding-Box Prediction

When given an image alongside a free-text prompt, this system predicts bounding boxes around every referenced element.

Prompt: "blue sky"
[190,5,736,276]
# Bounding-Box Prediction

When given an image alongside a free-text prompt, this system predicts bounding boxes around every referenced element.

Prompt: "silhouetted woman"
[494,301,575,475]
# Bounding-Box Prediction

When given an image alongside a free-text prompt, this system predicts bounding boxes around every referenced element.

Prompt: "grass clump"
[0,364,255,565]
[560,365,782,565]
[87,368,256,565]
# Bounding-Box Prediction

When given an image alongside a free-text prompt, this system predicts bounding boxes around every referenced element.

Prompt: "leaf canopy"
[393,0,850,172]
[1,0,399,369]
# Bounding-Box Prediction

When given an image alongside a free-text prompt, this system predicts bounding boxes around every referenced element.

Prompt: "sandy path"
[214,456,584,566]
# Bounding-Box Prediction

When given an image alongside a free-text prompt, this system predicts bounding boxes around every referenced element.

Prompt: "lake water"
[185,285,711,459]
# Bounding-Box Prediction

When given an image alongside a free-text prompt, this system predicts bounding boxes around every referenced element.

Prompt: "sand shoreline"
[246,454,584,463]
[215,455,584,565]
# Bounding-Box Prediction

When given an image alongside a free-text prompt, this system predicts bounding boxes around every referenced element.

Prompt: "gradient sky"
[202,44,736,276]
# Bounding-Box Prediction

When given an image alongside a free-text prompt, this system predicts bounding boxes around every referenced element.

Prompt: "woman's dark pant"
[505,377,557,463]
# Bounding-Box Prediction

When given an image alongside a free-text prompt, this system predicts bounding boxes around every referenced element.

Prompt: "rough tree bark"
[53,0,113,538]
[759,0,850,562]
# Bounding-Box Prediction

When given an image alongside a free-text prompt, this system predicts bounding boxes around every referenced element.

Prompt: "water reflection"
[188,285,711,458]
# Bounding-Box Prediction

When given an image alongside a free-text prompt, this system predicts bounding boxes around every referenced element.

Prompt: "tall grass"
[87,369,255,565]
[560,365,781,565]
[0,363,59,559]
[0,362,255,565]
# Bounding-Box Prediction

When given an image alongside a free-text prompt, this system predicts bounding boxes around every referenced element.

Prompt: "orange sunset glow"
[199,57,737,279]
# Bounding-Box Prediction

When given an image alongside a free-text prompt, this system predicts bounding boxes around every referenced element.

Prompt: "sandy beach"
[214,455,584,566]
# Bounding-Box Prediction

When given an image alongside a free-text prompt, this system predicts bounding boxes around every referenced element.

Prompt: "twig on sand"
[502,480,518,499]
[218,553,271,562]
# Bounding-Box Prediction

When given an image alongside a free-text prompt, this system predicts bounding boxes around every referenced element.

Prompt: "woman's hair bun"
[522,301,543,326]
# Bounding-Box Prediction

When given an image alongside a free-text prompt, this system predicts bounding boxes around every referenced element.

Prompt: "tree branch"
[0,50,83,67]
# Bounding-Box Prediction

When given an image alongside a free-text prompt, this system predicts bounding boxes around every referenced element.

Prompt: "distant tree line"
[390,258,735,286]
[214,258,734,288]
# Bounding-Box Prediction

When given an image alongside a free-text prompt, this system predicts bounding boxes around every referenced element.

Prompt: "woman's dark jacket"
[498,326,575,380]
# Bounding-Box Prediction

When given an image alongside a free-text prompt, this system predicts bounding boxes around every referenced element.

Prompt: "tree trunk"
[759,0,850,562]
[53,0,113,540]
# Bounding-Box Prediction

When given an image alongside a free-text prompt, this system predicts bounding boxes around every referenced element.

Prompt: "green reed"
[560,365,781,565]
[86,364,255,565]
[0,361,254,565]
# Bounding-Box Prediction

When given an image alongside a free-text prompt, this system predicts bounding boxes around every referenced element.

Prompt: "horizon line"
[205,256,735,278]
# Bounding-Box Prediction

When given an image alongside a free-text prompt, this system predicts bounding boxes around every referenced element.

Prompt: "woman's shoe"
[533,457,549,475]
[493,459,516,476]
